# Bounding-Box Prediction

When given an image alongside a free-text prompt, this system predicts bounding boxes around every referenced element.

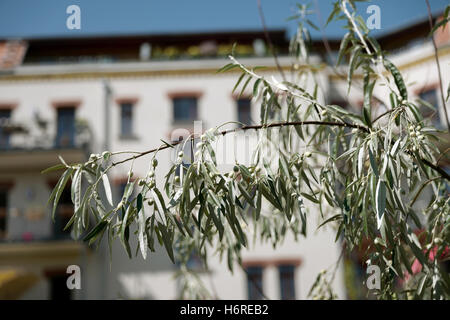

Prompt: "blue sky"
[0,0,448,39]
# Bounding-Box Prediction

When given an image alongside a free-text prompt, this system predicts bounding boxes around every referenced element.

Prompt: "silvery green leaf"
[71,168,82,213]
[51,168,73,221]
[137,193,148,260]
[368,148,379,178]
[168,189,183,209]
[357,147,365,177]
[102,172,113,207]
[376,179,386,230]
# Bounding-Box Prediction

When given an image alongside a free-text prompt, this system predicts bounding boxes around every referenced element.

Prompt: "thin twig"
[372,108,400,124]
[425,0,450,132]
[341,0,398,95]
[436,147,450,165]
[111,120,369,167]
[313,0,390,117]
[330,240,346,284]
[421,158,450,181]
[257,0,286,81]
[410,176,441,206]
[109,118,450,181]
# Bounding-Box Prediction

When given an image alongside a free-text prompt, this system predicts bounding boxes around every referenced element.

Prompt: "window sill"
[172,120,200,125]
[119,134,139,141]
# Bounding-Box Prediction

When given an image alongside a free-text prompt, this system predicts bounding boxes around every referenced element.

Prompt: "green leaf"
[152,188,167,219]
[336,32,352,66]
[122,181,135,203]
[375,179,386,230]
[306,19,320,31]
[363,68,375,127]
[317,214,342,230]
[83,220,108,243]
[357,147,365,177]
[101,172,113,207]
[355,15,369,34]
[160,139,175,148]
[216,63,239,74]
[237,183,255,208]
[326,2,340,26]
[255,185,262,221]
[239,75,252,98]
[232,73,246,94]
[297,196,307,236]
[41,163,67,174]
[300,192,320,204]
[51,168,73,221]
[157,222,175,263]
[348,46,362,92]
[384,59,408,100]
[71,168,82,213]
[417,274,428,297]
[368,148,379,178]
[429,17,449,36]
[253,78,262,97]
[120,206,133,259]
[136,193,148,260]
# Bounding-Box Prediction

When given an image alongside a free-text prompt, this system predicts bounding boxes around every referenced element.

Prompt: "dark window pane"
[173,98,197,122]
[279,265,296,300]
[237,98,252,125]
[53,187,73,239]
[56,107,75,148]
[121,103,133,136]
[0,190,7,239]
[246,266,263,300]
[49,274,72,300]
[0,110,11,149]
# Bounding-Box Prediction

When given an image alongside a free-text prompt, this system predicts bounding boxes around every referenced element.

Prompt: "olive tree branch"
[109,118,450,181]
[341,0,399,96]
[111,120,369,167]
[425,0,450,132]
[257,0,286,82]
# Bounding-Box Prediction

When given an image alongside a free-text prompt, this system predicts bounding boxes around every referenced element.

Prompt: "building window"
[0,109,11,149]
[55,107,75,148]
[279,265,296,300]
[53,187,73,239]
[418,89,442,128]
[173,97,198,123]
[0,189,7,240]
[237,98,252,125]
[246,266,264,300]
[120,102,134,137]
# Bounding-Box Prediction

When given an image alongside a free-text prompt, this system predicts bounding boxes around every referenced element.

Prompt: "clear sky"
[0,0,448,40]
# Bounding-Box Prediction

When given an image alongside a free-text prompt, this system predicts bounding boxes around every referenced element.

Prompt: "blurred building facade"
[0,15,448,299]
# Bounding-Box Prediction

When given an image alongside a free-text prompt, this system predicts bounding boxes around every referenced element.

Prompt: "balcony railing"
[0,117,91,152]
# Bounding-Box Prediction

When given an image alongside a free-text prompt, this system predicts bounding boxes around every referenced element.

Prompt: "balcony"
[0,240,83,267]
[0,116,92,173]
[0,116,92,247]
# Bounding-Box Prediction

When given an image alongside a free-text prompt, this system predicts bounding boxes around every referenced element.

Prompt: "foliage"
[45,0,450,299]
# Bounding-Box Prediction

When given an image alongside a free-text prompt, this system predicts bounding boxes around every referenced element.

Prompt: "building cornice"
[329,45,450,81]
[0,56,295,82]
